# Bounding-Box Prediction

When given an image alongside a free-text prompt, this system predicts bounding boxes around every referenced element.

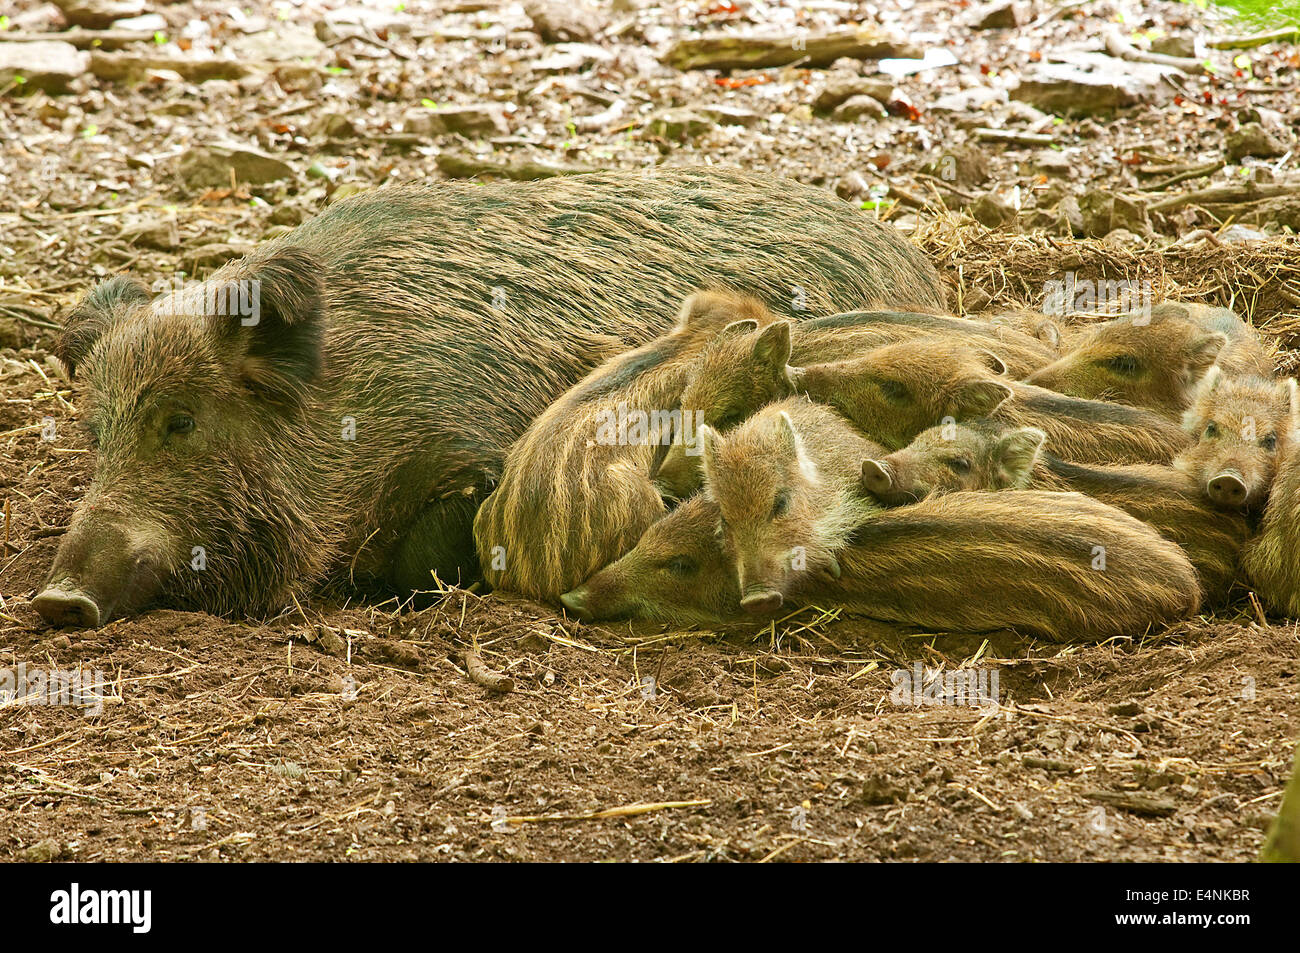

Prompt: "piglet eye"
[1262,434,1278,451]
[167,414,195,436]
[665,556,696,577]
[1204,422,1219,439]
[946,457,972,474]
[772,490,791,519]
[1104,355,1140,376]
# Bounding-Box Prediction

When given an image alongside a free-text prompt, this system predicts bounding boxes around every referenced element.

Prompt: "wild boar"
[560,489,1201,641]
[31,168,946,626]
[697,396,883,614]
[472,291,771,600]
[1174,367,1299,510]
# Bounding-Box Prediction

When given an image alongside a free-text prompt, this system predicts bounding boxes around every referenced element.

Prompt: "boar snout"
[559,588,590,618]
[1206,470,1249,509]
[35,514,168,628]
[740,588,783,616]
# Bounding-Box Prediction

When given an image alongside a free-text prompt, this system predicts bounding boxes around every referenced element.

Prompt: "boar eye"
[772,490,791,519]
[167,414,195,436]
[946,457,972,474]
[665,556,697,577]
[1262,434,1278,451]
[1204,422,1219,439]
[1102,355,1140,376]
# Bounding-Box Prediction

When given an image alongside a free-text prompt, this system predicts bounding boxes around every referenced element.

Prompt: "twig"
[462,642,514,693]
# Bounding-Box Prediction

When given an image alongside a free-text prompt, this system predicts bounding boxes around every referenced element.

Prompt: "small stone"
[1226,122,1288,162]
[1012,52,1179,115]
[698,104,763,127]
[1079,189,1150,237]
[51,0,143,29]
[0,41,89,94]
[970,191,1018,228]
[19,838,64,862]
[977,1,1032,30]
[641,109,714,141]
[813,73,895,113]
[832,94,886,122]
[179,143,294,189]
[922,143,991,188]
[525,0,605,44]
[405,105,505,139]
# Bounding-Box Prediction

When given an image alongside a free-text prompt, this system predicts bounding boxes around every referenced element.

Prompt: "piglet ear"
[222,248,325,401]
[57,275,152,378]
[994,427,1046,488]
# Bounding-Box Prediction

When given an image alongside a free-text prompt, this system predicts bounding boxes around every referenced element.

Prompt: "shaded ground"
[3,0,1300,861]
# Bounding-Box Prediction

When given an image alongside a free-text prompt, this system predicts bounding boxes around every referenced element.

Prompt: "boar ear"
[1036,320,1062,350]
[698,424,721,490]
[776,411,817,479]
[720,318,759,336]
[860,459,894,496]
[953,379,1013,419]
[1187,332,1227,379]
[1282,378,1299,428]
[994,427,1046,488]
[975,349,1008,376]
[752,321,793,371]
[57,275,152,378]
[1193,363,1223,396]
[228,248,325,399]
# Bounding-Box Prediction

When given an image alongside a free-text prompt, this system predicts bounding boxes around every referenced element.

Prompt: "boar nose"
[740,589,783,616]
[1207,471,1248,508]
[559,588,588,617]
[32,588,102,628]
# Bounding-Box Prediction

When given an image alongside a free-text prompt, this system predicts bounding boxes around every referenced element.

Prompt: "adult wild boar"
[32,168,945,627]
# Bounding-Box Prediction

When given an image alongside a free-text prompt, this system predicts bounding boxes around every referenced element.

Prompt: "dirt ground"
[3,0,1300,861]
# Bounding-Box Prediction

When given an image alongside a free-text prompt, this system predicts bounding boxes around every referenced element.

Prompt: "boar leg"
[388,497,481,597]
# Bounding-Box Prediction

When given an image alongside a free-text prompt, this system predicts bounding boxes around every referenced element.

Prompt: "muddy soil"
[2,0,1298,861]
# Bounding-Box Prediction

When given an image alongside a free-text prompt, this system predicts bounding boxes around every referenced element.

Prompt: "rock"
[641,109,714,141]
[1054,194,1084,236]
[434,152,602,180]
[1226,122,1288,162]
[90,52,249,83]
[977,1,1032,29]
[405,105,505,138]
[18,838,65,862]
[111,13,166,32]
[1079,189,1150,238]
[312,112,357,140]
[835,170,872,201]
[970,192,1018,228]
[530,42,615,73]
[1102,228,1145,250]
[179,144,294,189]
[932,86,1007,113]
[1011,52,1180,115]
[698,104,763,127]
[273,63,324,93]
[0,41,89,94]
[813,74,895,112]
[832,94,887,122]
[1218,223,1269,243]
[524,0,604,44]
[1032,148,1073,175]
[227,25,326,62]
[324,5,412,35]
[1151,35,1198,58]
[921,144,991,188]
[51,0,144,29]
[663,27,919,71]
[122,218,179,251]
[185,242,256,270]
[878,48,959,78]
